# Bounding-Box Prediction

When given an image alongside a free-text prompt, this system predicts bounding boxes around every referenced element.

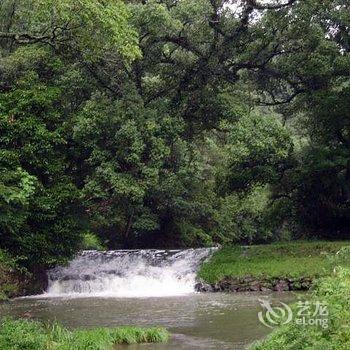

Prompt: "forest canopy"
[0,0,349,269]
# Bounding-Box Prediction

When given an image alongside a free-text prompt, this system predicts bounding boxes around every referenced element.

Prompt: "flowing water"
[45,248,216,298]
[0,249,297,349]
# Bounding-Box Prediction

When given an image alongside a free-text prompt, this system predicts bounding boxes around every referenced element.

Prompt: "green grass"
[199,241,350,284]
[0,318,169,350]
[250,258,350,350]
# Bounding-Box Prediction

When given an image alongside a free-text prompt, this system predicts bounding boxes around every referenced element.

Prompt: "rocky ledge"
[195,276,313,293]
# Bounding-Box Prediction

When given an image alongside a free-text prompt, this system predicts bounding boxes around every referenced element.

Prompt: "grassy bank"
[0,318,169,350]
[250,252,350,350]
[199,241,350,285]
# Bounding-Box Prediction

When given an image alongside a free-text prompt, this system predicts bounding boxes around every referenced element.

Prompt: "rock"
[196,275,314,294]
[243,276,255,284]
[301,278,312,289]
[194,281,213,292]
[274,280,290,292]
[213,283,222,292]
[228,284,240,292]
[249,283,261,292]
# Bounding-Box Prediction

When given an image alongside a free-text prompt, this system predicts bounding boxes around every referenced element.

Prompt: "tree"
[0,46,87,267]
[2,0,349,263]
[0,0,140,61]
[73,94,215,247]
[219,112,294,192]
[253,0,350,238]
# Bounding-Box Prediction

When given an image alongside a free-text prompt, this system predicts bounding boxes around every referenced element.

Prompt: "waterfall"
[45,248,216,298]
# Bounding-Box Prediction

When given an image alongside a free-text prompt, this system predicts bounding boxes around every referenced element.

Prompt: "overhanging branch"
[247,0,297,10]
[0,31,51,44]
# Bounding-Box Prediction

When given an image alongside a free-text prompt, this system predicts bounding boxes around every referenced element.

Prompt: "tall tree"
[0,0,141,265]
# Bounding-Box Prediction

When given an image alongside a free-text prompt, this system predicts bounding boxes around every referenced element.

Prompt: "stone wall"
[195,276,313,293]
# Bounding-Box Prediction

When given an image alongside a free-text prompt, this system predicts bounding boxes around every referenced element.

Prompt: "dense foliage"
[0,0,349,269]
[0,249,20,300]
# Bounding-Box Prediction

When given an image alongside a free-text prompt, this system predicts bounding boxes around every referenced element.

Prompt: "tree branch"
[247,0,297,10]
[0,31,51,44]
[257,89,305,106]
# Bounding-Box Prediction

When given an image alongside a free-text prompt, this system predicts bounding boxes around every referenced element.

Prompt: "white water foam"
[44,248,216,298]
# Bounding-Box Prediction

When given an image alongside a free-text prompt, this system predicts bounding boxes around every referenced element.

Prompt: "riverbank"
[0,250,22,300]
[250,258,350,350]
[0,250,48,300]
[0,318,169,350]
[197,241,350,292]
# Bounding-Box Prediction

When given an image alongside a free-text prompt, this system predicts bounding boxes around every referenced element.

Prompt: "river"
[0,249,297,349]
[0,292,297,349]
